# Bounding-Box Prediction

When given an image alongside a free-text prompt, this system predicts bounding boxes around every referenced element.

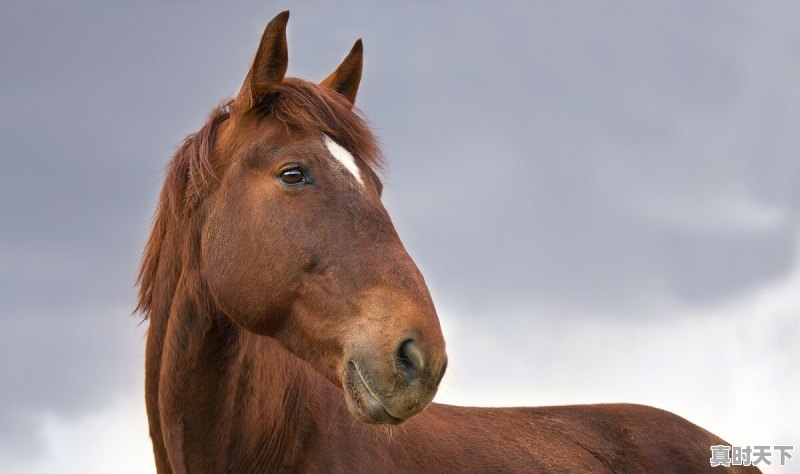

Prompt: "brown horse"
[137,11,757,473]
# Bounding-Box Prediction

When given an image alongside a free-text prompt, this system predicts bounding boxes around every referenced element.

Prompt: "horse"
[137,11,757,473]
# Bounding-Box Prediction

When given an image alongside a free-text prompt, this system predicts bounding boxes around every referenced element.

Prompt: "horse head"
[198,11,447,424]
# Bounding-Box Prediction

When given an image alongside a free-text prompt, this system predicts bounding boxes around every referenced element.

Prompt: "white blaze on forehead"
[324,134,363,186]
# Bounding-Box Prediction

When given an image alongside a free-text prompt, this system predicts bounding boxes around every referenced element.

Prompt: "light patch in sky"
[434,237,800,453]
[622,192,788,234]
[324,135,363,186]
[0,394,155,474]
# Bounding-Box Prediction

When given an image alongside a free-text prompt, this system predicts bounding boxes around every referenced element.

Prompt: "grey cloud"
[1,0,798,464]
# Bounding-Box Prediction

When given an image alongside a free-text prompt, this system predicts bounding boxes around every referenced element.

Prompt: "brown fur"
[137,11,759,473]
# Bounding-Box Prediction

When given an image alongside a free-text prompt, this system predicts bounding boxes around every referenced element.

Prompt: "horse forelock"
[262,77,384,171]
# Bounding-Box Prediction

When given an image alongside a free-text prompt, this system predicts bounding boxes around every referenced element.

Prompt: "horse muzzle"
[343,338,447,424]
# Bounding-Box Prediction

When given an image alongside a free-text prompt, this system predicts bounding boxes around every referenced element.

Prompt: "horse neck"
[150,279,353,472]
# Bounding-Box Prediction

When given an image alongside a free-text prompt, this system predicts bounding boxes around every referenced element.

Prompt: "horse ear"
[234,11,290,114]
[320,39,363,106]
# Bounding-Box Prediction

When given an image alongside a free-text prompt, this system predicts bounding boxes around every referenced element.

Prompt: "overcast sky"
[1,1,798,472]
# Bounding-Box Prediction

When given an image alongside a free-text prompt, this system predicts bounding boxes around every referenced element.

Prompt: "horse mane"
[136,78,383,321]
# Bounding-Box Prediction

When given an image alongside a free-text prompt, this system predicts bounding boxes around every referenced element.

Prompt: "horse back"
[407,403,759,473]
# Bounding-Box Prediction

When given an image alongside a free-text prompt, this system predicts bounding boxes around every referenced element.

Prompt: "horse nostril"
[396,339,424,384]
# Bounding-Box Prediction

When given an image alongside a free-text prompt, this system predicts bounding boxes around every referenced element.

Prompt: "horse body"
[138,11,757,473]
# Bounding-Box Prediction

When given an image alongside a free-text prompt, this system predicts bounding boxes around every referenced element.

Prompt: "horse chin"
[343,361,406,425]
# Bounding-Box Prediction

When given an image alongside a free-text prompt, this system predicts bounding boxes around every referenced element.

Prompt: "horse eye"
[279,168,306,185]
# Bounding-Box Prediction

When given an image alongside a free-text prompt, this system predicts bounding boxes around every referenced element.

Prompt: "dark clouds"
[375,2,800,314]
[1,0,798,465]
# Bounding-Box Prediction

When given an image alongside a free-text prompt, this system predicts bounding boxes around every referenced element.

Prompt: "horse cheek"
[202,197,296,335]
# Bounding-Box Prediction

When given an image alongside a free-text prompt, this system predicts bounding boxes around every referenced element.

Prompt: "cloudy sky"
[1,1,798,472]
